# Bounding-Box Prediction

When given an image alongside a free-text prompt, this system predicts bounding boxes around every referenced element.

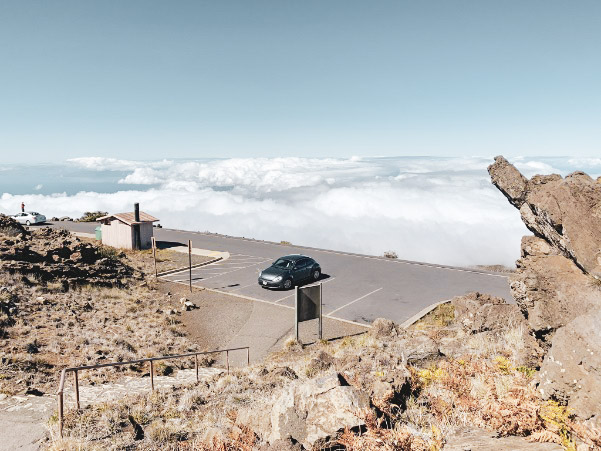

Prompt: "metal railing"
[56,346,249,437]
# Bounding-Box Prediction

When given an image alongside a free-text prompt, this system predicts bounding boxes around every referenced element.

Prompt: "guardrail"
[56,346,250,437]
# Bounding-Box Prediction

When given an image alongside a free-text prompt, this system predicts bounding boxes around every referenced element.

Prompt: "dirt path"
[0,368,222,450]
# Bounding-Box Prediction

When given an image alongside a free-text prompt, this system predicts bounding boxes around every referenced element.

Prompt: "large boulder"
[537,310,601,428]
[0,215,26,237]
[449,292,542,366]
[238,372,368,449]
[511,237,600,343]
[489,156,601,278]
[489,156,601,426]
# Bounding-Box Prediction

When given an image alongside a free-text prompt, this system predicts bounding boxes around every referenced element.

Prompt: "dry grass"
[411,302,455,330]
[0,270,203,395]
[48,325,601,450]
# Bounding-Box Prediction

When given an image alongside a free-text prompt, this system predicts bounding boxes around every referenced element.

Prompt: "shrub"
[79,211,108,222]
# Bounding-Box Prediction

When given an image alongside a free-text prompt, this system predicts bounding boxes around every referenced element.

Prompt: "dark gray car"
[258,254,321,290]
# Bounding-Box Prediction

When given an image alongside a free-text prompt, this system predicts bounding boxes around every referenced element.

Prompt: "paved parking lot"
[160,250,512,327]
[49,222,513,327]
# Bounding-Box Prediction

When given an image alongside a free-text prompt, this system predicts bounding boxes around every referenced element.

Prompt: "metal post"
[226,350,229,375]
[133,203,141,250]
[246,347,250,366]
[195,355,199,382]
[188,240,192,292]
[74,370,80,410]
[294,285,299,342]
[149,361,154,391]
[319,282,323,340]
[152,237,157,278]
[58,391,64,438]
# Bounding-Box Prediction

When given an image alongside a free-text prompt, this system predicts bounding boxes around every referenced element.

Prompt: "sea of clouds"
[2,156,600,267]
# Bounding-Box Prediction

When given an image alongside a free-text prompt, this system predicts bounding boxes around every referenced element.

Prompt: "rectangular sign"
[297,284,321,322]
[295,283,323,342]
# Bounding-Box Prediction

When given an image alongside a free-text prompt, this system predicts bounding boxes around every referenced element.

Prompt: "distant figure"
[21,202,25,213]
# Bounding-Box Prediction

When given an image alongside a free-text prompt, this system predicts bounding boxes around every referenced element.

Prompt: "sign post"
[188,240,192,292]
[295,286,299,341]
[151,237,157,279]
[295,282,323,343]
[319,282,323,340]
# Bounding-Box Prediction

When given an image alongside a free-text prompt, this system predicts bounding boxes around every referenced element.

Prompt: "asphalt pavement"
[48,221,513,327]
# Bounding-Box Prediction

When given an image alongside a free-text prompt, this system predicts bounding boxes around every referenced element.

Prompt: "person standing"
[21,202,25,213]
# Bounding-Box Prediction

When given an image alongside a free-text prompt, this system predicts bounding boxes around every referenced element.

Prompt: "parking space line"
[273,277,337,303]
[228,282,258,292]
[173,273,227,282]
[327,287,383,316]
[183,261,267,281]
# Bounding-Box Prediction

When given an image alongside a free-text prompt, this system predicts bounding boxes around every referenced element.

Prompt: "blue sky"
[1,1,600,163]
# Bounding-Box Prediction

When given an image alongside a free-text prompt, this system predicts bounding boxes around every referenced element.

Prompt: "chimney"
[133,203,141,250]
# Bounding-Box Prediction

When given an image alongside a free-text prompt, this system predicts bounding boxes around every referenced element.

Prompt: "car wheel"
[25,220,31,226]
[312,269,321,280]
[283,279,293,290]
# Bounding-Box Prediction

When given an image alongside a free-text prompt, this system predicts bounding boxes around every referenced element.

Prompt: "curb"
[157,257,223,277]
[400,299,452,329]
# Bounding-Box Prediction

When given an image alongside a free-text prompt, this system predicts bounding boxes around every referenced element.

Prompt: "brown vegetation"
[48,301,601,450]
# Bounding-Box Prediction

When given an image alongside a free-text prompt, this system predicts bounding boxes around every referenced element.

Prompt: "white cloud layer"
[0,156,539,267]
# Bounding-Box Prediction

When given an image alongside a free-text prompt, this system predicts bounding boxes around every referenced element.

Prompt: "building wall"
[101,220,134,249]
[101,220,154,249]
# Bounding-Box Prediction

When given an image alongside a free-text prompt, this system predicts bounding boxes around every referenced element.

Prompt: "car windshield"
[273,259,293,269]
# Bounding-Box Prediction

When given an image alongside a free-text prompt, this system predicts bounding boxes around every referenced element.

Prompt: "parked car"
[258,254,321,290]
[12,212,46,226]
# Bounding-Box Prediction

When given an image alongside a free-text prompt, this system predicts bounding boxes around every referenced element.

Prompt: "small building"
[97,207,159,250]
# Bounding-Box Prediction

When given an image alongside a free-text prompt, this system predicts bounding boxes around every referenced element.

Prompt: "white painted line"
[228,282,258,292]
[327,287,383,316]
[185,261,267,281]
[274,277,337,303]
[274,293,294,303]
[162,279,371,329]
[202,265,247,270]
[173,273,227,282]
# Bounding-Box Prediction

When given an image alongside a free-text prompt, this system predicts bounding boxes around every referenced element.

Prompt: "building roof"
[98,211,159,226]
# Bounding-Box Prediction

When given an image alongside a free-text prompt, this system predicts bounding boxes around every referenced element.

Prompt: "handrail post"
[150,360,154,391]
[195,355,199,382]
[226,350,229,375]
[58,390,64,438]
[74,370,80,410]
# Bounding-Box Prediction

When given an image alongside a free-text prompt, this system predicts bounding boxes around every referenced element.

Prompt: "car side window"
[296,258,308,269]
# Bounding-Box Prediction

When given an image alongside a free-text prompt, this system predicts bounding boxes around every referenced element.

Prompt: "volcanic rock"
[238,372,368,449]
[537,310,601,428]
[489,156,601,278]
[511,236,600,344]
[489,156,601,425]
[0,220,135,288]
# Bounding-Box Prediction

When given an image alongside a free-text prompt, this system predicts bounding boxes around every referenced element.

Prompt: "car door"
[294,258,311,281]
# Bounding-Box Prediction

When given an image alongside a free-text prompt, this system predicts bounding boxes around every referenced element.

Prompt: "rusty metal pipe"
[55,347,250,435]
[58,390,64,437]
[74,370,80,410]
